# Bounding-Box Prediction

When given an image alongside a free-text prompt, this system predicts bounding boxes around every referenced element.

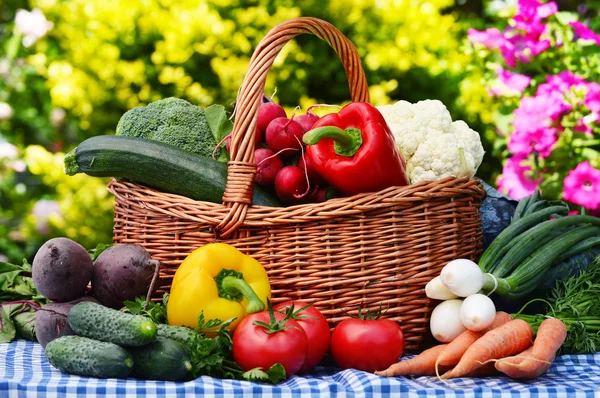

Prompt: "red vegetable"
[257,102,287,134]
[330,306,404,372]
[294,112,320,134]
[266,117,304,156]
[297,154,326,185]
[274,301,331,374]
[303,102,409,196]
[232,301,308,378]
[274,166,309,205]
[255,148,284,186]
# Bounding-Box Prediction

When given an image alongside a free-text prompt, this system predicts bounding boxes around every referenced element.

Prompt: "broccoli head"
[115,97,220,158]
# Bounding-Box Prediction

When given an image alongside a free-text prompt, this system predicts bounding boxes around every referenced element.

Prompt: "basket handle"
[217,17,370,237]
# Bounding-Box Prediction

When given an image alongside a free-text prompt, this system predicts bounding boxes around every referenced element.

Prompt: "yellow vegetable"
[167,243,270,331]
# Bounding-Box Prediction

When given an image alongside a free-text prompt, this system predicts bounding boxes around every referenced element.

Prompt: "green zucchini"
[45,335,133,379]
[64,135,282,207]
[479,205,569,273]
[491,215,600,277]
[503,225,600,299]
[68,302,157,347]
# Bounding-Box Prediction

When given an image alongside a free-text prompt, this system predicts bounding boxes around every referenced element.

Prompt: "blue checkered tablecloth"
[1,340,599,397]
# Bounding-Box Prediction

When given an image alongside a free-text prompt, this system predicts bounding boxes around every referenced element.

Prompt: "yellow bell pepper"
[167,243,270,331]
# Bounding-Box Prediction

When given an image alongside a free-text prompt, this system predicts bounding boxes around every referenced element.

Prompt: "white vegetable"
[425,276,459,300]
[376,100,485,184]
[460,294,496,331]
[440,259,484,297]
[430,299,466,343]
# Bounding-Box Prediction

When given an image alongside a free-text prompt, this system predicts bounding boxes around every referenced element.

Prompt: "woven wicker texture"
[108,17,485,351]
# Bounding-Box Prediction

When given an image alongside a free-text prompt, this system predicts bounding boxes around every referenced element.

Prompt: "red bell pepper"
[302,102,409,196]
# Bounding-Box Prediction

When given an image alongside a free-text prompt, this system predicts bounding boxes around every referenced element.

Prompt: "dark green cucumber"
[156,323,196,347]
[502,225,600,299]
[479,205,569,273]
[68,302,157,347]
[512,195,530,222]
[45,335,133,379]
[491,215,600,277]
[127,337,191,381]
[64,135,282,207]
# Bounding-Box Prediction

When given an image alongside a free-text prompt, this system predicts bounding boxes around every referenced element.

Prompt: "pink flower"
[468,28,506,49]
[513,0,557,39]
[513,94,564,134]
[500,33,551,67]
[508,127,557,158]
[537,71,587,96]
[585,82,600,113]
[563,161,600,210]
[497,155,541,200]
[569,21,600,45]
[488,68,532,97]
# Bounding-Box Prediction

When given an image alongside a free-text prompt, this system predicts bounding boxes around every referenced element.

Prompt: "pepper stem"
[219,273,265,314]
[302,126,363,157]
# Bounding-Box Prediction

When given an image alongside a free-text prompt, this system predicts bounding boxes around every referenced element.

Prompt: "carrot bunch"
[375,312,567,380]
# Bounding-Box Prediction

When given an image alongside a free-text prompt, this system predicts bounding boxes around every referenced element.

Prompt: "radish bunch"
[426,259,497,343]
[226,99,328,205]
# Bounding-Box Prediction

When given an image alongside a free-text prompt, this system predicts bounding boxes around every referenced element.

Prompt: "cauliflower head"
[377,100,485,184]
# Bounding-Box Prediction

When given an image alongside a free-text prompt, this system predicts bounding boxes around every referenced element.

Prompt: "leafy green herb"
[123,293,168,324]
[514,254,600,354]
[87,243,113,261]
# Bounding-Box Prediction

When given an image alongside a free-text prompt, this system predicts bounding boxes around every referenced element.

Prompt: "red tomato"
[330,318,404,372]
[274,301,331,374]
[232,310,308,378]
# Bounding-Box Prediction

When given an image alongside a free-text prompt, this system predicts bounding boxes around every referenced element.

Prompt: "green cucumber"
[502,225,600,299]
[64,135,282,207]
[127,337,192,381]
[491,215,600,277]
[45,335,133,379]
[512,195,530,222]
[479,205,569,273]
[156,323,196,347]
[68,302,157,347]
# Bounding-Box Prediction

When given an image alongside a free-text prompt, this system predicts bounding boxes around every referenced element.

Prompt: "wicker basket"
[107,17,485,351]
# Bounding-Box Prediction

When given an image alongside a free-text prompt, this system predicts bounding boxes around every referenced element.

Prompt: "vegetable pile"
[5,87,599,387]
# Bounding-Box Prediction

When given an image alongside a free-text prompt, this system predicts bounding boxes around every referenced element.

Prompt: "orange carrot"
[375,344,450,377]
[495,318,566,380]
[464,362,499,377]
[436,311,513,371]
[442,319,533,379]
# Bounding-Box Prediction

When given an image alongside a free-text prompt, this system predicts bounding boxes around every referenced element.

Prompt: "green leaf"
[14,311,36,341]
[88,243,113,261]
[205,104,233,143]
[123,296,167,324]
[554,11,578,26]
[0,307,17,343]
[242,363,286,384]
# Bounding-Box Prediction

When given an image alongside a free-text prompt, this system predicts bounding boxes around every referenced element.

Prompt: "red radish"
[257,102,287,134]
[266,117,305,156]
[307,186,328,203]
[297,155,326,185]
[255,148,284,186]
[294,112,320,134]
[275,166,309,205]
